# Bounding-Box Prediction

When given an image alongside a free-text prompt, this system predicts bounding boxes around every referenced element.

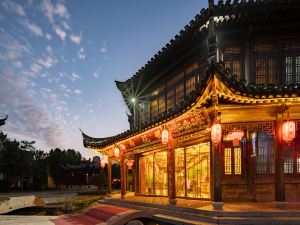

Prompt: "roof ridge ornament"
[0,115,8,127]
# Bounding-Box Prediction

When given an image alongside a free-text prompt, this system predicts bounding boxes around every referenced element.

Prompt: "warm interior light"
[161,129,169,145]
[126,161,133,169]
[211,123,222,144]
[282,120,295,144]
[114,147,120,157]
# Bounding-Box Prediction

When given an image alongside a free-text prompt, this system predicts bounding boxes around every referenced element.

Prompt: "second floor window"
[175,83,184,106]
[255,40,300,85]
[150,99,158,119]
[223,47,243,80]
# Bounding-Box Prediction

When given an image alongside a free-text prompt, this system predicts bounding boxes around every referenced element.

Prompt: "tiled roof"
[82,61,300,149]
[115,0,300,95]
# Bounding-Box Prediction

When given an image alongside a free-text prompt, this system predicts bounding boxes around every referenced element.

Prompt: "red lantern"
[211,123,222,144]
[100,160,105,169]
[227,129,244,146]
[126,161,133,169]
[227,130,244,141]
[282,120,295,144]
[114,147,120,157]
[161,129,169,145]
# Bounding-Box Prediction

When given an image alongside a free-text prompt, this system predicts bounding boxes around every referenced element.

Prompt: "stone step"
[103,198,300,217]
[0,215,57,225]
[153,214,220,225]
[102,199,300,225]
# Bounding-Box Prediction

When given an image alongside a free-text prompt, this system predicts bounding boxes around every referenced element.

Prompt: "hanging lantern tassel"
[211,123,222,144]
[282,120,296,145]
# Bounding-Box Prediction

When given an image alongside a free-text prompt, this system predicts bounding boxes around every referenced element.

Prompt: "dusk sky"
[0,0,207,159]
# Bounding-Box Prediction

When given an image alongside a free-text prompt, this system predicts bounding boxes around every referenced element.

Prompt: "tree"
[0,136,34,190]
[89,171,108,190]
[31,149,48,190]
[47,148,82,187]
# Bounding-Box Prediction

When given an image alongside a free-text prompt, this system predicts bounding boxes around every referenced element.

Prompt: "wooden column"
[245,130,255,199]
[107,158,112,195]
[275,112,285,203]
[211,140,223,209]
[120,156,126,199]
[167,145,176,205]
[134,154,139,195]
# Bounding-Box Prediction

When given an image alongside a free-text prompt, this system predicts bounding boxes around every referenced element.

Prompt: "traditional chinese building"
[81,0,300,208]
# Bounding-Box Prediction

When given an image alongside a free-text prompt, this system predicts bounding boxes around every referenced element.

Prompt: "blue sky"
[0,0,207,159]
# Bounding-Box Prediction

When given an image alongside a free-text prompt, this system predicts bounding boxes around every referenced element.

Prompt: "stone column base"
[169,198,177,205]
[121,195,125,199]
[212,201,224,210]
[274,201,288,210]
[106,194,112,198]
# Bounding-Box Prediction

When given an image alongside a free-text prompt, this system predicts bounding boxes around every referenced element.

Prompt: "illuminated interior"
[139,151,168,196]
[175,142,210,199]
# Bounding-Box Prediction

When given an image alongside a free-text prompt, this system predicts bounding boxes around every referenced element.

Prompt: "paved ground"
[2,191,300,224]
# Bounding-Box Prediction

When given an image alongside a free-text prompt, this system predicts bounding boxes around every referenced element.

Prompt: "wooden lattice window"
[150,99,158,119]
[166,89,174,112]
[234,147,242,174]
[175,83,184,105]
[223,47,243,79]
[138,102,145,125]
[186,76,196,95]
[223,144,242,175]
[256,132,274,174]
[255,40,300,85]
[224,148,232,175]
[158,95,165,115]
[283,130,300,174]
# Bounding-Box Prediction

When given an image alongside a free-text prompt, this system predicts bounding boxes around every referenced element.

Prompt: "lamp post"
[131,98,137,127]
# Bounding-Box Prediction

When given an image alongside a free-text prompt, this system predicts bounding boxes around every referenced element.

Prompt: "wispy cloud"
[70,72,82,82]
[54,3,69,18]
[45,33,52,40]
[1,0,26,17]
[54,25,66,41]
[0,30,32,68]
[37,56,56,68]
[93,72,99,78]
[100,47,107,54]
[70,33,81,45]
[31,63,42,73]
[20,19,43,37]
[77,47,85,60]
[74,89,82,95]
[41,0,70,41]
[46,45,52,54]
[0,70,68,149]
[100,41,107,54]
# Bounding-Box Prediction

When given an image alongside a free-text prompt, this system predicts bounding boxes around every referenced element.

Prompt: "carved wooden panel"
[222,121,274,134]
